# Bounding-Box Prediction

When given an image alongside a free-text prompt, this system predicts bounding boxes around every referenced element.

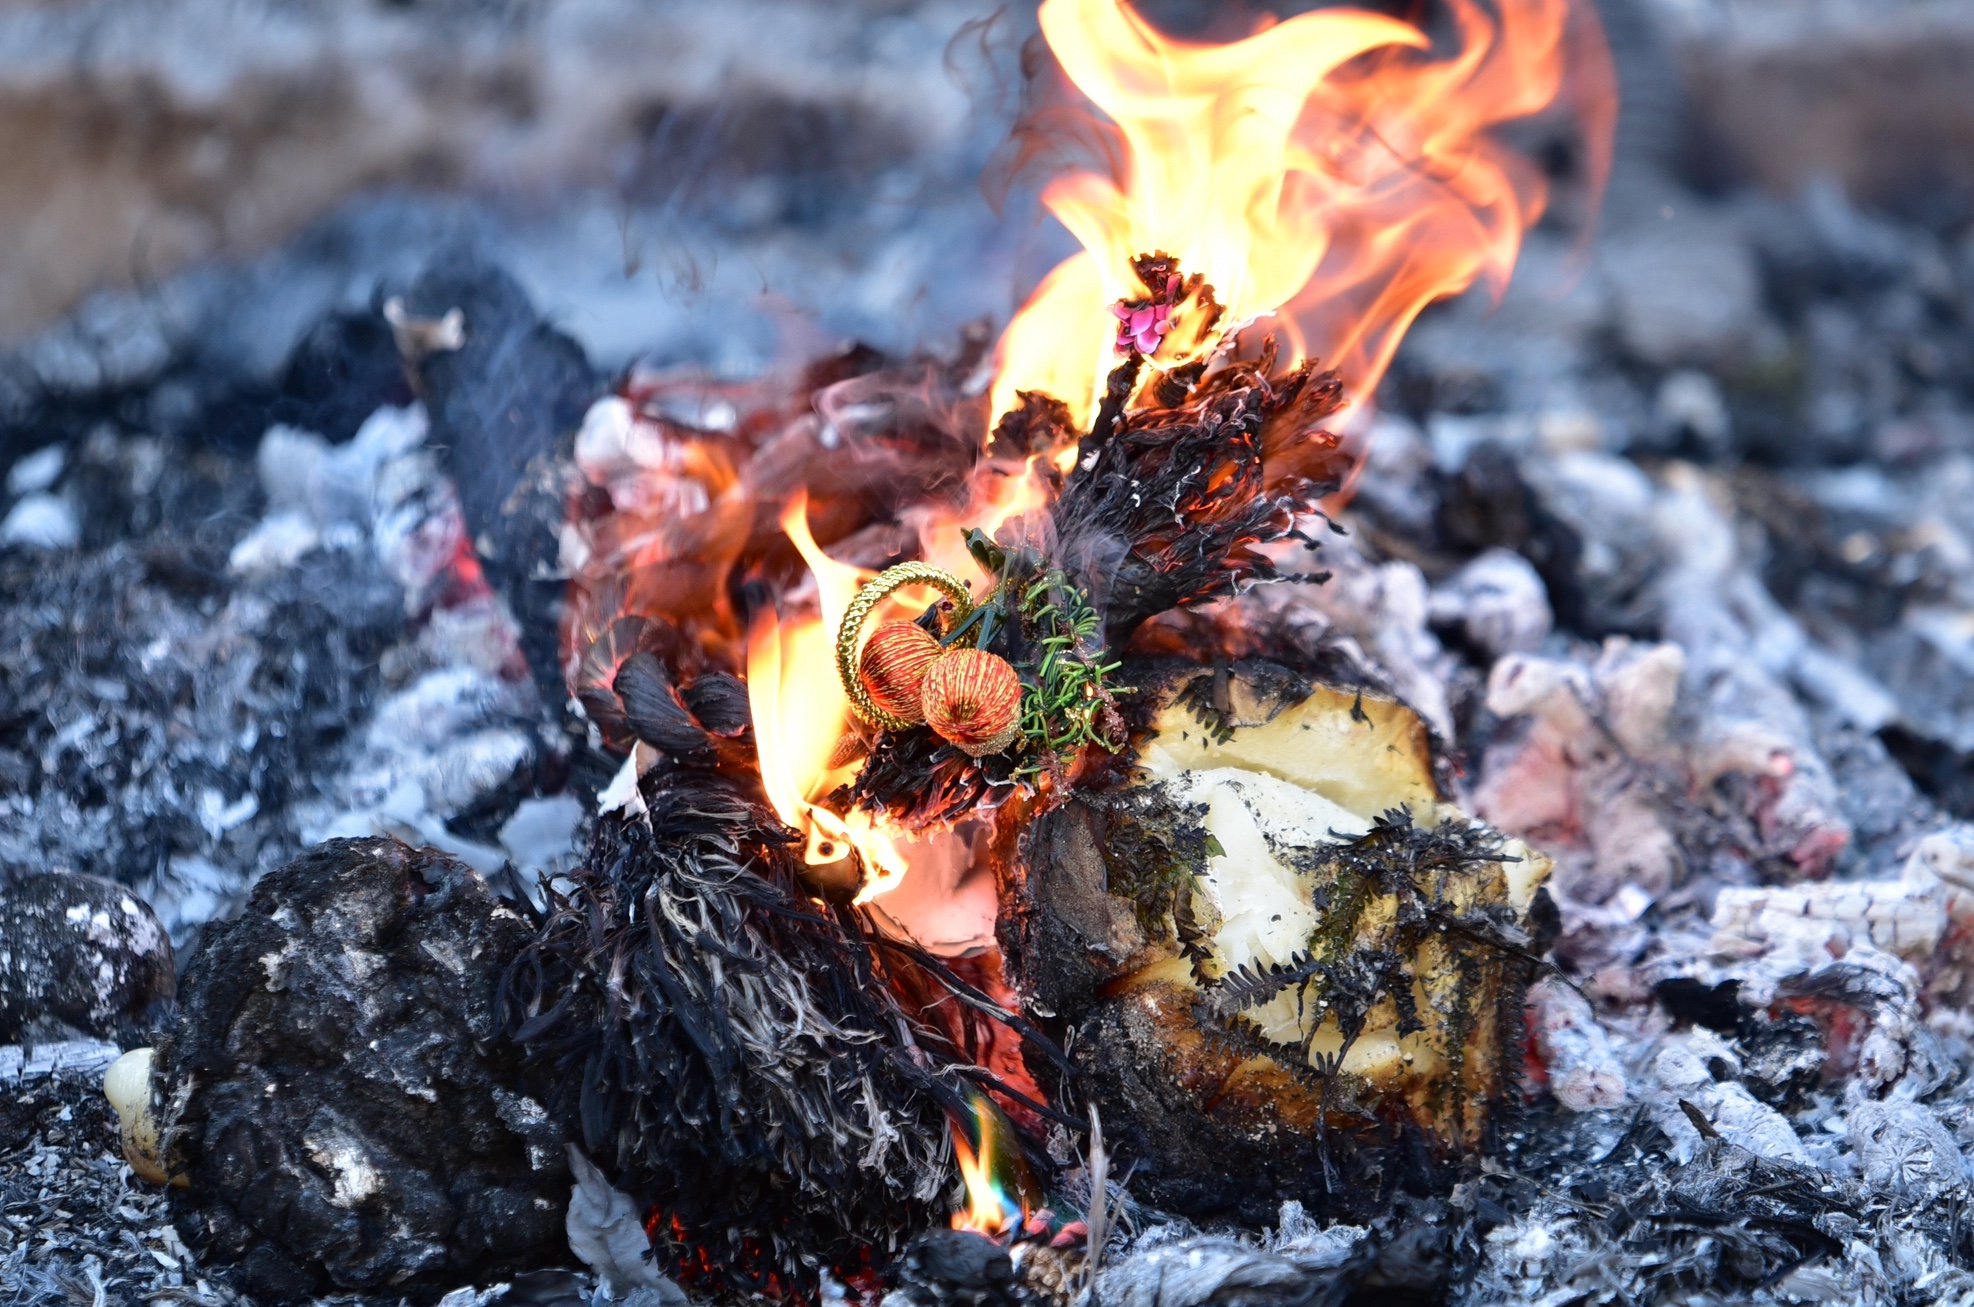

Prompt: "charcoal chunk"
[888,1229,1021,1307]
[272,307,415,444]
[0,872,175,1045]
[159,838,571,1303]
[403,250,601,710]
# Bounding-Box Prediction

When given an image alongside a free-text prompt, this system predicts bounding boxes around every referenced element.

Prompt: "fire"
[746,493,911,901]
[991,0,1611,427]
[911,453,1059,589]
[577,0,1610,917]
[950,1091,1030,1237]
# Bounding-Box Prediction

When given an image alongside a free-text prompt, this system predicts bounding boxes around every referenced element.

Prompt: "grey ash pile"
[0,1046,229,1307]
[0,431,405,943]
[0,229,582,957]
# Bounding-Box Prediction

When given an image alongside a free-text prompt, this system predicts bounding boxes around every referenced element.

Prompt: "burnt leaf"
[613,652,712,755]
[1206,953,1325,1017]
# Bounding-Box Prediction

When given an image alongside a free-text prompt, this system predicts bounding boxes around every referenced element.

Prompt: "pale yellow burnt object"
[1003,666,1554,1201]
[103,1047,185,1186]
[1134,679,1551,1148]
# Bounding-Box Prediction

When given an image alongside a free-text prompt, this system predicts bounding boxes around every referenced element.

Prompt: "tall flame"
[991,0,1611,426]
[746,492,910,901]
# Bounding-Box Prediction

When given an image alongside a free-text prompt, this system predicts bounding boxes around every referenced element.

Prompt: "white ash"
[0,1041,122,1085]
[1645,1036,1811,1167]
[1086,1203,1369,1307]
[1526,978,1627,1112]
[244,405,587,878]
[1428,548,1554,660]
[1243,526,1461,741]
[0,1062,237,1307]
[0,493,79,550]
[6,445,65,497]
[564,1147,688,1306]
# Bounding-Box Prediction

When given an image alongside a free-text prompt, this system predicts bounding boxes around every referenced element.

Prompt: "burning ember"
[948,1091,1037,1238]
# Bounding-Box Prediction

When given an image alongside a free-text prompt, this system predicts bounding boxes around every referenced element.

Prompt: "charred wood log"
[401,250,602,714]
[998,661,1555,1224]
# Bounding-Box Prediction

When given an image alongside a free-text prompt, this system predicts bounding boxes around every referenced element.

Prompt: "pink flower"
[1110,300,1173,356]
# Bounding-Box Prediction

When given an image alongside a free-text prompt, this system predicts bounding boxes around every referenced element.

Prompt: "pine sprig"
[1012,568,1131,773]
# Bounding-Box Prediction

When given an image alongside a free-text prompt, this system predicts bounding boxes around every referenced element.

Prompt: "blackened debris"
[0,873,175,1045]
[575,615,755,768]
[987,391,1076,460]
[405,250,602,711]
[846,724,1020,832]
[1053,348,1349,643]
[885,1229,1022,1307]
[1879,723,1974,820]
[0,443,404,906]
[502,768,973,1300]
[1089,354,1144,447]
[1190,810,1531,1070]
[271,307,415,444]
[613,653,713,755]
[160,838,569,1305]
[1082,788,1216,944]
[1653,977,1744,1032]
[1734,1010,1827,1111]
[1433,442,1596,637]
[681,671,752,737]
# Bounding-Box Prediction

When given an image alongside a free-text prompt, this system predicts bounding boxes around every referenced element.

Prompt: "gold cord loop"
[837,562,974,730]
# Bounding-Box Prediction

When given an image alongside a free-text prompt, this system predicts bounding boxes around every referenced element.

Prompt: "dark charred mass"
[500,772,970,1302]
[0,873,175,1045]
[402,251,602,713]
[157,838,570,1304]
[998,662,1550,1225]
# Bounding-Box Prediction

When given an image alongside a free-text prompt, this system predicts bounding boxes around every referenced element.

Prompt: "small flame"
[975,454,1056,541]
[746,492,911,901]
[950,1092,1029,1237]
[991,0,1611,427]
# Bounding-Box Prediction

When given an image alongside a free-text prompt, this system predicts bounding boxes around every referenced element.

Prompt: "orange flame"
[991,0,1611,427]
[746,493,911,901]
[950,1092,1030,1237]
